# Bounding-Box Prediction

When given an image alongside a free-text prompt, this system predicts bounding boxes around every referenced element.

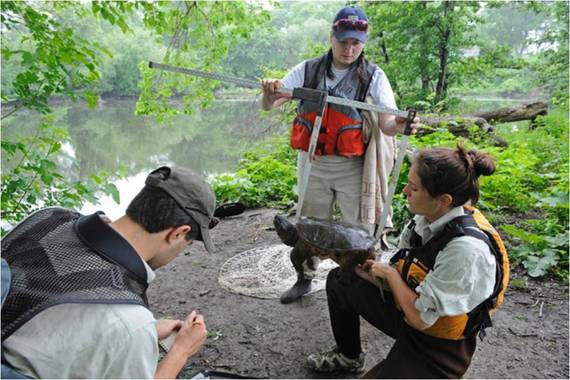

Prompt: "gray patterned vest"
[1,207,148,341]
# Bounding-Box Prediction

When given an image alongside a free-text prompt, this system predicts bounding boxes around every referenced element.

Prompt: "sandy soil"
[148,208,569,379]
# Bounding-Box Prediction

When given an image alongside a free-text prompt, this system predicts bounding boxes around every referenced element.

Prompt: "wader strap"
[75,212,148,284]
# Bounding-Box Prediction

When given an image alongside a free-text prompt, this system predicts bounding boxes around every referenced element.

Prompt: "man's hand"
[155,311,207,379]
[156,319,183,341]
[171,311,207,358]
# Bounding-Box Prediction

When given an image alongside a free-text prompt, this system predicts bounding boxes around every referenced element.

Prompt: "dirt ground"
[148,208,569,379]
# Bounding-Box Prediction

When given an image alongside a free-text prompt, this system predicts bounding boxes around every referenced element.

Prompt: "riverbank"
[148,207,569,379]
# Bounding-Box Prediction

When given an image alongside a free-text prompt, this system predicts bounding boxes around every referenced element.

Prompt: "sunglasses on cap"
[333,18,368,32]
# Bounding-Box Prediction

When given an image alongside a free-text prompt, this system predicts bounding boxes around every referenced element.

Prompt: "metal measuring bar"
[370,109,416,303]
[374,109,417,243]
[292,88,328,218]
[148,61,418,225]
[148,61,410,118]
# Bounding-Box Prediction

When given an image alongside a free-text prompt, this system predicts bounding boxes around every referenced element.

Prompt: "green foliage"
[0,113,121,234]
[478,2,549,57]
[452,46,530,92]
[136,1,272,120]
[532,2,569,106]
[364,1,482,107]
[509,277,528,289]
[221,1,342,80]
[487,111,568,280]
[411,108,569,280]
[501,225,568,279]
[211,135,297,209]
[0,1,143,229]
[0,1,110,111]
[1,1,279,230]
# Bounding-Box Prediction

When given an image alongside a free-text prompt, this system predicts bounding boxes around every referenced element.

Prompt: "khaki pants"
[294,153,370,279]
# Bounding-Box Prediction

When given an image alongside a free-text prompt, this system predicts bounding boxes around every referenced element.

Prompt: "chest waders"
[391,206,510,340]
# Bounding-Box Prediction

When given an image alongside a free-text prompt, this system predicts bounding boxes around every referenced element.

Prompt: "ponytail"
[414,143,496,207]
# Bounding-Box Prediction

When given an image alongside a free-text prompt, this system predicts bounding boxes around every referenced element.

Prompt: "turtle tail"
[273,214,298,247]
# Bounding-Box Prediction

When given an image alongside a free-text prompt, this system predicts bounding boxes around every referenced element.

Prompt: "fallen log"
[418,116,509,147]
[416,101,550,147]
[473,101,548,124]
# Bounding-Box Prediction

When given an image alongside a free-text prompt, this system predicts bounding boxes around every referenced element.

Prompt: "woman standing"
[307,144,509,378]
[262,5,420,304]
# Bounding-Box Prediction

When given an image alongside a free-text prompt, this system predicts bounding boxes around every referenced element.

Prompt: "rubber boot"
[280,277,312,304]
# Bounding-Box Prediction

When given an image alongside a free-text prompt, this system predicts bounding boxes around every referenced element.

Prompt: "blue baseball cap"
[332,6,369,43]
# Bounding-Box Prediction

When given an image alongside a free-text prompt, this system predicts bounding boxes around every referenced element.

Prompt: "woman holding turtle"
[307,144,509,378]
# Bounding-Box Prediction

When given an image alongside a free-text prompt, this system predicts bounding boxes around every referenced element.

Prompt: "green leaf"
[1,141,18,155]
[21,51,34,65]
[104,183,121,204]
[2,47,12,61]
[83,91,99,109]
[500,225,544,245]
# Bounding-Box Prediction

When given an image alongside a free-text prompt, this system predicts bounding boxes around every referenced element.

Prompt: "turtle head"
[273,214,298,247]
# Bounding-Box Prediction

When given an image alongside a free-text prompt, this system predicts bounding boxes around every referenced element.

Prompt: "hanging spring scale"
[148,61,416,255]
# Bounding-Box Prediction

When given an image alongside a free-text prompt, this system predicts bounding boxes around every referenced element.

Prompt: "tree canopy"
[1,0,568,279]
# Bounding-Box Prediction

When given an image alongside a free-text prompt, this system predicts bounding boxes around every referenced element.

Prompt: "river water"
[2,93,537,219]
[2,97,286,219]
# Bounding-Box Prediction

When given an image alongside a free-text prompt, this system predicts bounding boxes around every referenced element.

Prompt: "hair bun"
[468,149,496,177]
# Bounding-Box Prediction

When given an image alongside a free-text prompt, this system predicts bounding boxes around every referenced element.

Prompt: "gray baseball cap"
[145,166,217,253]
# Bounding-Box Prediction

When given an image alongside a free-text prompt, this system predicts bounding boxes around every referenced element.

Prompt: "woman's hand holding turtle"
[362,259,397,280]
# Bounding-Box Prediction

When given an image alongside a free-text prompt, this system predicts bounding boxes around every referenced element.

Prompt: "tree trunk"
[473,101,548,124]
[417,102,549,147]
[419,1,431,92]
[378,31,390,64]
[435,1,453,102]
[418,116,508,147]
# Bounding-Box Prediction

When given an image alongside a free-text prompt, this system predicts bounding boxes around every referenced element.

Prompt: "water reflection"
[2,97,286,217]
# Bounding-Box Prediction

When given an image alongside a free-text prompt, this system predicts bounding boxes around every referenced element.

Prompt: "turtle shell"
[295,217,375,257]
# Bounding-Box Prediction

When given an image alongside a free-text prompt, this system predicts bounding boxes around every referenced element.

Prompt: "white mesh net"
[218,244,338,299]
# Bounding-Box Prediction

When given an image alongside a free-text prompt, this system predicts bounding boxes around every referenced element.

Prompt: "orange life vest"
[290,54,376,158]
[392,206,510,340]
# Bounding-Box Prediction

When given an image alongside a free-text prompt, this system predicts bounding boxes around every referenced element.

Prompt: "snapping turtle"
[273,215,376,278]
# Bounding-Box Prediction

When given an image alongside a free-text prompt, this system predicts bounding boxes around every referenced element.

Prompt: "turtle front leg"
[290,244,319,280]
